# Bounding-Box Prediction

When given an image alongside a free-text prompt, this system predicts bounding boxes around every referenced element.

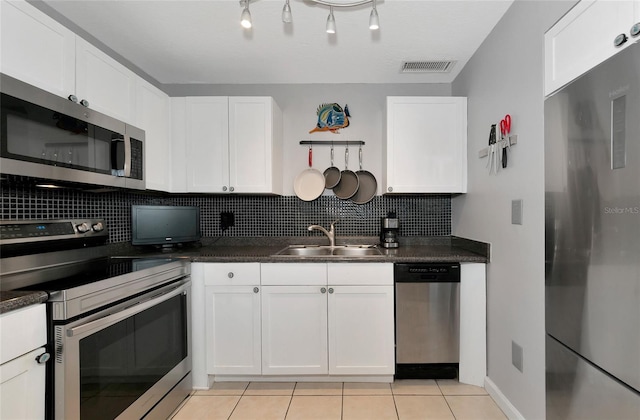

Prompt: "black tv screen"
[131,205,201,246]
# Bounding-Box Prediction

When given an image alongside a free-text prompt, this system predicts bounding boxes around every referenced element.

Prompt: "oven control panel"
[0,219,108,244]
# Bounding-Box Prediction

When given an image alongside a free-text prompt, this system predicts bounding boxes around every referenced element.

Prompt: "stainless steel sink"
[274,245,383,257]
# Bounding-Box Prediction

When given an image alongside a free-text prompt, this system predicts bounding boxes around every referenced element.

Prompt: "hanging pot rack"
[299,140,365,146]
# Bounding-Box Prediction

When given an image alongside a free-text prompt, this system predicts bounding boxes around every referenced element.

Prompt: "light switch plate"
[512,341,524,373]
[512,199,523,225]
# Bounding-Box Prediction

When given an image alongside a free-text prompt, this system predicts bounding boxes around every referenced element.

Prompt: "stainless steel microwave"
[1,73,145,190]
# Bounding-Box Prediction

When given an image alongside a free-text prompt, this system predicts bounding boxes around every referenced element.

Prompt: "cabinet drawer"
[0,305,46,364]
[261,263,327,286]
[203,263,260,286]
[328,263,393,286]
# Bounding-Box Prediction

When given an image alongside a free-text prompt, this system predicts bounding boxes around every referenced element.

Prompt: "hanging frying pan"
[333,147,359,200]
[323,145,341,189]
[350,146,377,204]
[294,147,325,201]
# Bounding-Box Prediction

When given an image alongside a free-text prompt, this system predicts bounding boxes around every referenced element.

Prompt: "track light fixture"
[369,0,379,30]
[326,6,336,34]
[282,0,292,23]
[240,0,380,32]
[240,0,252,29]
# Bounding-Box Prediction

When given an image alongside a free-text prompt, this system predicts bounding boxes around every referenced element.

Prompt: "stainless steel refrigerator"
[545,42,640,419]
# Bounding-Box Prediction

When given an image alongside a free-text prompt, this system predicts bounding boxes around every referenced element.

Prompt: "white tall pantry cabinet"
[384,96,467,194]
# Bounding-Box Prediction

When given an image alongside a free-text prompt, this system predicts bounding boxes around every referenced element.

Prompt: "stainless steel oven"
[0,220,191,420]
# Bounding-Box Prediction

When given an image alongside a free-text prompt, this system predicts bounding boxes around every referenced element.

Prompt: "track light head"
[240,1,252,29]
[282,0,292,23]
[326,6,336,34]
[369,2,379,30]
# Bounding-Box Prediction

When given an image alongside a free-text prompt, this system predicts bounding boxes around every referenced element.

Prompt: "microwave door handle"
[124,135,132,178]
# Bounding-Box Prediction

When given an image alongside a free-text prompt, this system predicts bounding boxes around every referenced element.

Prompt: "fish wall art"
[309,103,350,133]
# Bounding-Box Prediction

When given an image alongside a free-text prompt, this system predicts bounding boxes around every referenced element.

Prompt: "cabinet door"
[328,286,395,375]
[170,98,188,192]
[545,0,638,95]
[0,347,47,420]
[229,97,282,194]
[185,97,230,193]
[0,0,75,98]
[261,285,328,375]
[75,37,137,123]
[205,286,261,375]
[385,97,467,193]
[136,79,171,191]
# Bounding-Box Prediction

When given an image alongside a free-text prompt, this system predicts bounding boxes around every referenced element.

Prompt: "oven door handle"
[66,282,187,338]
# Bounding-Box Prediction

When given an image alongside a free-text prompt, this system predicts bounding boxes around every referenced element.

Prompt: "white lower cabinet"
[261,263,394,376]
[204,263,262,375]
[261,285,328,375]
[204,262,394,378]
[328,285,395,375]
[0,304,47,419]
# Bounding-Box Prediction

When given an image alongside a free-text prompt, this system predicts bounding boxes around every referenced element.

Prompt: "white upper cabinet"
[75,37,137,124]
[180,97,283,194]
[0,0,75,98]
[545,0,640,96]
[135,79,171,191]
[185,97,230,193]
[1,1,138,124]
[384,97,467,194]
[229,97,283,194]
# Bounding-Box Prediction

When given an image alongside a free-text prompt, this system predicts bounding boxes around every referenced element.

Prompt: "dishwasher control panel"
[394,263,460,282]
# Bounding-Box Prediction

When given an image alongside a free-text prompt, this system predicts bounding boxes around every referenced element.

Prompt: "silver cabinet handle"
[388,186,393,192]
[328,288,334,294]
[230,186,235,192]
[253,287,259,293]
[222,186,228,192]
[631,22,640,37]
[80,99,90,107]
[228,272,234,278]
[68,94,78,103]
[36,352,50,364]
[321,287,327,294]
[614,33,628,47]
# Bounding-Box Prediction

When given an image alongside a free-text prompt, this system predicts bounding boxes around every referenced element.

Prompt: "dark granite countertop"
[0,290,48,315]
[108,236,489,264]
[0,236,488,314]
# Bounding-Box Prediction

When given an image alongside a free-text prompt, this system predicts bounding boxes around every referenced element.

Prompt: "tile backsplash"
[1,181,451,243]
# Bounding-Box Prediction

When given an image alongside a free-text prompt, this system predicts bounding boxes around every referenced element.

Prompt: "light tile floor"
[171,380,507,420]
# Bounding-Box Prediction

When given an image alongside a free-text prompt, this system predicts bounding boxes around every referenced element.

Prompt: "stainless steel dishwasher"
[395,263,460,379]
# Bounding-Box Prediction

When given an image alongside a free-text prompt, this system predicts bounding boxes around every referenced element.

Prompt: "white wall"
[451,1,576,419]
[164,83,451,195]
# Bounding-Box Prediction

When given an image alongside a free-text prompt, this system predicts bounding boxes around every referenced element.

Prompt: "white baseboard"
[484,377,525,420]
[209,375,393,383]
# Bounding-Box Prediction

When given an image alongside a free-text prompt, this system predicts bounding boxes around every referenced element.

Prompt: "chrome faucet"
[308,220,339,247]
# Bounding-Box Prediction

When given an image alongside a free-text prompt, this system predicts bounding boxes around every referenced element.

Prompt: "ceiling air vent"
[401,60,457,73]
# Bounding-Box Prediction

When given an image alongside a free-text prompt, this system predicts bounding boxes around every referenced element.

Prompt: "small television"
[131,205,201,247]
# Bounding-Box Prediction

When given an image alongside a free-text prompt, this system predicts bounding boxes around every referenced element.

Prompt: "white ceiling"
[41,0,514,85]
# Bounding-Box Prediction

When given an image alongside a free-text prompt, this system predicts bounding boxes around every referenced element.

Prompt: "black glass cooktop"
[19,257,178,292]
